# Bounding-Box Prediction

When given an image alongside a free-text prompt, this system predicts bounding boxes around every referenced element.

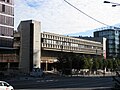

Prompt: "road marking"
[36,79,58,83]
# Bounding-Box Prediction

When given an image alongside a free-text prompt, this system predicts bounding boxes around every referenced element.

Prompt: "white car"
[0,81,14,90]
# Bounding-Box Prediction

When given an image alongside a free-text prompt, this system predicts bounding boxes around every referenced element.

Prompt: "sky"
[14,0,120,36]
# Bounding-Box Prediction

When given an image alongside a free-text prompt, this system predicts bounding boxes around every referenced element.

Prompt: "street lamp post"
[104,1,120,7]
[104,1,110,3]
[60,43,64,75]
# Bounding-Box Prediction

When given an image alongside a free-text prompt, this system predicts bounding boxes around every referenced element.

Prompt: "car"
[0,81,14,90]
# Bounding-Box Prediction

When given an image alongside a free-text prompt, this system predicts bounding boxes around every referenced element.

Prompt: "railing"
[42,43,102,55]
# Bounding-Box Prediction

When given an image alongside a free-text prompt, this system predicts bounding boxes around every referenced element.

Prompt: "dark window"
[2,4,5,12]
[0,26,13,36]
[3,82,9,86]
[1,0,5,2]
[0,82,2,86]
[7,0,9,3]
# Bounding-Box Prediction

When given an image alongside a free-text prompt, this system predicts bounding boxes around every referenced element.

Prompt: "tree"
[92,58,99,71]
[103,59,108,70]
[116,59,120,70]
[107,59,113,70]
[98,58,103,70]
[72,54,81,70]
[113,59,119,70]
[56,53,72,75]
[87,55,93,70]
[82,56,89,69]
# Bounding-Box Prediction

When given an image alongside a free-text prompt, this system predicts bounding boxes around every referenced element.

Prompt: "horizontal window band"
[0,2,14,7]
[0,24,14,28]
[0,13,14,18]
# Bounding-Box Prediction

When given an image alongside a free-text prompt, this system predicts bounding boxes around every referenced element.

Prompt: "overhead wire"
[64,0,120,29]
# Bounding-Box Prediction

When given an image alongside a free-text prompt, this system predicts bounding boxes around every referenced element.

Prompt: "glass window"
[0,82,2,86]
[2,4,5,12]
[3,82,9,86]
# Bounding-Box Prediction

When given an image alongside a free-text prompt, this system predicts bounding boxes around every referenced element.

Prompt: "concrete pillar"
[46,61,48,71]
[18,20,41,73]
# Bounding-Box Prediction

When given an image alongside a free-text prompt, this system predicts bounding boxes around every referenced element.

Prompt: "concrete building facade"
[0,0,19,71]
[17,20,41,73]
[0,0,14,47]
[41,32,103,71]
[76,36,107,59]
[14,20,104,73]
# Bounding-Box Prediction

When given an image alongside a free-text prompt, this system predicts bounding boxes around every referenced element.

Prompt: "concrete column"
[46,61,48,71]
[7,62,10,69]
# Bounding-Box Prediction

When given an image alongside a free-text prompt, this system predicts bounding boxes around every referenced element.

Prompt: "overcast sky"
[14,0,120,35]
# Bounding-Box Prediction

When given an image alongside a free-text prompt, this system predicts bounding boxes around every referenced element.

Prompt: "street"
[7,76,113,89]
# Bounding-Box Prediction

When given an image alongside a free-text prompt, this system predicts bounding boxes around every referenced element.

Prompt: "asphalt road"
[7,76,113,89]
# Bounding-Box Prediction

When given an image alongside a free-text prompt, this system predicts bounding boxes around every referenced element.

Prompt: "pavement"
[1,71,116,82]
[8,76,113,90]
[1,72,116,90]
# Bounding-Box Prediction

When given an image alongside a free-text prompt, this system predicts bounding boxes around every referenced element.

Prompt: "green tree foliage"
[98,59,103,69]
[116,59,120,69]
[113,59,119,70]
[92,58,99,70]
[103,59,108,69]
[72,54,81,70]
[82,56,89,69]
[86,55,93,70]
[56,53,112,74]
[107,59,113,69]
[56,53,72,75]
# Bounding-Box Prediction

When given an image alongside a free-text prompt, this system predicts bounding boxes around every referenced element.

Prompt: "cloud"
[25,0,45,8]
[14,0,120,35]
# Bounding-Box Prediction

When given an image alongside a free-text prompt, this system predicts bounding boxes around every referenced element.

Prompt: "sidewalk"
[2,71,116,82]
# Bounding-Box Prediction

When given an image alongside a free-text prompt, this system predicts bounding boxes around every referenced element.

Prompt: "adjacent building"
[94,26,120,58]
[76,36,107,59]
[0,0,14,47]
[0,0,18,71]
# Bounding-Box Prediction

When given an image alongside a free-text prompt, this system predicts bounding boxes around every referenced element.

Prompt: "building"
[0,0,18,71]
[0,0,14,47]
[94,26,120,58]
[14,20,104,73]
[76,36,107,59]
[41,32,103,71]
[17,20,41,73]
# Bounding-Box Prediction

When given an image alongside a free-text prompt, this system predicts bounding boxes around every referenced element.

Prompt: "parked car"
[30,68,44,77]
[0,81,14,90]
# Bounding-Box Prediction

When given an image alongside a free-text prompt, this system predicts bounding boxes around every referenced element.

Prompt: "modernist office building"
[94,26,120,58]
[14,20,104,73]
[0,0,18,71]
[77,36,107,59]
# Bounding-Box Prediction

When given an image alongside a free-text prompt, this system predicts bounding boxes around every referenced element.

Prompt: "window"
[7,0,9,3]
[1,0,5,2]
[2,4,5,12]
[0,82,2,86]
[3,82,9,86]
